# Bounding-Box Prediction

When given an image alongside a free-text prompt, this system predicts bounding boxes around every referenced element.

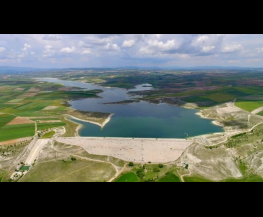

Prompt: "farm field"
[0,124,35,142]
[0,78,108,144]
[114,172,139,182]
[3,69,263,182]
[235,99,263,112]
[19,158,115,182]
[156,173,181,182]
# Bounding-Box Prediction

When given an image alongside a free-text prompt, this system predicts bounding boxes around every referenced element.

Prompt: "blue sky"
[0,34,263,68]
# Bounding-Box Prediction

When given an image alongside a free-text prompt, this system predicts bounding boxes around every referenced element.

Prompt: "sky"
[1,34,263,68]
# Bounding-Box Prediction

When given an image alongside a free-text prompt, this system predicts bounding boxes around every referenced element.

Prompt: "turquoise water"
[38,78,223,138]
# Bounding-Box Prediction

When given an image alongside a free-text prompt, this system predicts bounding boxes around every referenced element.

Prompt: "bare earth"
[7,117,35,125]
[42,106,58,110]
[19,93,38,97]
[25,139,50,165]
[56,137,193,163]
[251,106,263,114]
[14,88,25,91]
[0,137,32,146]
[67,113,114,128]
[38,120,62,123]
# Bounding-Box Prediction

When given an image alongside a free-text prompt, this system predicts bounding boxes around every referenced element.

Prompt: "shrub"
[128,162,134,167]
[153,168,160,173]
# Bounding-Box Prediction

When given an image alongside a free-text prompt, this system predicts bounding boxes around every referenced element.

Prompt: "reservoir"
[38,78,223,138]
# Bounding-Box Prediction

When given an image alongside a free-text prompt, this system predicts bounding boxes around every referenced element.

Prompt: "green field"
[0,79,105,143]
[41,131,55,138]
[0,114,15,128]
[205,93,236,103]
[156,173,181,182]
[0,124,35,142]
[19,158,115,182]
[225,123,263,148]
[115,172,139,182]
[8,98,24,103]
[184,176,213,182]
[37,122,66,131]
[0,170,8,182]
[15,101,52,110]
[223,175,263,182]
[235,100,263,112]
[20,165,30,171]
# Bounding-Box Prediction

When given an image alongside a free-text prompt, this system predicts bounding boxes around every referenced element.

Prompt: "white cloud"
[196,35,209,43]
[228,60,241,63]
[104,43,120,51]
[176,54,190,59]
[42,34,61,41]
[139,47,152,54]
[122,40,135,48]
[0,47,6,52]
[60,46,75,53]
[222,44,242,53]
[45,45,52,51]
[43,45,55,57]
[0,59,11,63]
[247,58,261,62]
[147,39,179,50]
[17,53,26,58]
[22,43,31,51]
[202,46,215,52]
[81,49,91,54]
[257,47,263,52]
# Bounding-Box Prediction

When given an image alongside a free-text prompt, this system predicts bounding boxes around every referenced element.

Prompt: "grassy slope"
[235,100,263,112]
[19,158,115,182]
[41,131,55,139]
[0,114,16,128]
[115,172,139,182]
[0,79,108,141]
[184,176,213,182]
[0,124,35,142]
[156,173,181,182]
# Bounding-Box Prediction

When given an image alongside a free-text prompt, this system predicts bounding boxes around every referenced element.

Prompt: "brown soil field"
[38,120,62,123]
[14,88,25,91]
[19,93,38,97]
[42,106,58,110]
[27,88,40,92]
[7,117,35,125]
[0,137,32,146]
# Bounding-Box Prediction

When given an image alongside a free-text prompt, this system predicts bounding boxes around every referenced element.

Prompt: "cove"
[37,78,223,138]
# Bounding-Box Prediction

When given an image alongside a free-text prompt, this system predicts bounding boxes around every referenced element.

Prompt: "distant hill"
[1,65,263,74]
[0,66,56,74]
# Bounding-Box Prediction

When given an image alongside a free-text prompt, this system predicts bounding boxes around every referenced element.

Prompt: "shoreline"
[195,111,225,128]
[65,113,114,128]
[39,77,225,137]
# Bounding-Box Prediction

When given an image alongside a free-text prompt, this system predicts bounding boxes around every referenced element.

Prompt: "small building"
[15,164,23,171]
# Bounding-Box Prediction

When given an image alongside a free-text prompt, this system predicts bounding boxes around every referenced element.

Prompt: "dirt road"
[25,139,50,165]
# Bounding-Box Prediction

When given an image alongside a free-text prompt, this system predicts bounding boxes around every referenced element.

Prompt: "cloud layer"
[0,34,263,68]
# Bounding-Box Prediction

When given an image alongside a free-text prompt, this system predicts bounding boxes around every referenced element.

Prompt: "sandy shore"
[195,111,224,127]
[56,137,193,163]
[65,113,114,128]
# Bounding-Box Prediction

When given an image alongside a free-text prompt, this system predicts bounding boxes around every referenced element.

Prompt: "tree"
[128,162,134,167]
[158,164,164,168]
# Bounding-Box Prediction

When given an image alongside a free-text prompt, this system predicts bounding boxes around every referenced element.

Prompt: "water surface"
[38,78,223,138]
